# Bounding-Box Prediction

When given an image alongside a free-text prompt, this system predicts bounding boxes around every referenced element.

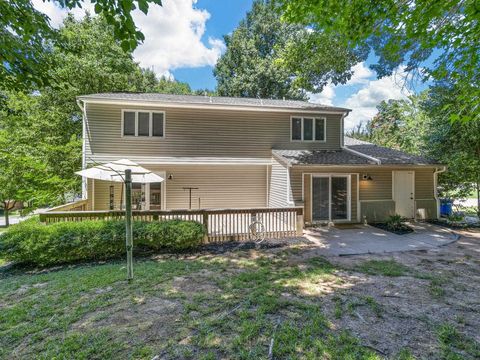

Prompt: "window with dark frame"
[152,112,164,137]
[123,111,135,136]
[291,116,326,141]
[137,112,150,136]
[122,110,165,138]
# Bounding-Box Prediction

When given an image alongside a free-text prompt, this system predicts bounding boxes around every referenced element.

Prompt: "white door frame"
[141,171,166,210]
[392,170,415,218]
[310,174,351,222]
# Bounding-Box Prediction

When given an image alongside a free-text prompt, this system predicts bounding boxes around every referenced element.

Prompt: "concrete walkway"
[304,222,459,256]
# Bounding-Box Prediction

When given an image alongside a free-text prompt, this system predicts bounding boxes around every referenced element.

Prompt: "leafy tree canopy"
[0,15,192,217]
[276,0,480,120]
[214,0,361,100]
[1,0,162,91]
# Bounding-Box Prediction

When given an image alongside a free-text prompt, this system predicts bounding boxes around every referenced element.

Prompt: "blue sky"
[33,0,421,128]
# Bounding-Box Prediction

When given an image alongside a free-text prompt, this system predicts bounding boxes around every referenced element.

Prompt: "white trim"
[290,116,327,142]
[80,98,350,115]
[86,156,273,166]
[340,113,345,148]
[121,109,166,139]
[310,173,352,222]
[92,179,95,210]
[343,146,381,164]
[286,166,294,205]
[266,165,270,207]
[356,173,360,223]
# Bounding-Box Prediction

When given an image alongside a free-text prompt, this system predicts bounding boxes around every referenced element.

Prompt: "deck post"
[296,208,304,237]
[202,210,209,242]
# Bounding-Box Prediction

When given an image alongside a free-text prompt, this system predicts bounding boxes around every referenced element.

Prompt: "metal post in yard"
[125,169,134,282]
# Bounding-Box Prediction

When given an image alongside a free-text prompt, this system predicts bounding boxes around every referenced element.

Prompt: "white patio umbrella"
[76,159,164,281]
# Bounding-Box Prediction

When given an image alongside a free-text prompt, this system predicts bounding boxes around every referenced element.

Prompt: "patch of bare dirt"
[315,229,480,358]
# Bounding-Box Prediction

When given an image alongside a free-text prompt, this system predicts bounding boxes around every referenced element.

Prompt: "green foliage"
[0,217,205,266]
[214,0,359,100]
[385,214,406,232]
[0,16,193,213]
[277,0,480,122]
[1,0,163,91]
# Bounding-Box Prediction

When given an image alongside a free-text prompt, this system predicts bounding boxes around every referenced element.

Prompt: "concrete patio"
[304,222,459,256]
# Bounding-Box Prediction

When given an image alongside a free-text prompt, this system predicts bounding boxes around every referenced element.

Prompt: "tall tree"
[0,15,192,219]
[1,0,162,91]
[365,93,430,155]
[276,0,480,121]
[214,0,360,100]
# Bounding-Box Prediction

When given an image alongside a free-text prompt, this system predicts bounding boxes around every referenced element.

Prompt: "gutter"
[434,166,447,219]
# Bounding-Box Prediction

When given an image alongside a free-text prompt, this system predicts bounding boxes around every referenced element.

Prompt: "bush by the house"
[0,217,205,266]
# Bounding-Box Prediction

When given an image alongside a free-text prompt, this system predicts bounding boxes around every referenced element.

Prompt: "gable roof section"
[273,137,438,166]
[344,137,437,165]
[77,93,350,113]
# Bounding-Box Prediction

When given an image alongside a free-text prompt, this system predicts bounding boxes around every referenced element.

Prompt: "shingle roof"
[344,137,437,165]
[77,93,350,112]
[273,149,374,165]
[273,137,438,166]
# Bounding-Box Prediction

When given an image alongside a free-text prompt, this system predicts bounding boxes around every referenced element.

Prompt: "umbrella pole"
[125,169,134,282]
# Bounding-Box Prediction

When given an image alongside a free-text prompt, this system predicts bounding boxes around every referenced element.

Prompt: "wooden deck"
[40,206,304,242]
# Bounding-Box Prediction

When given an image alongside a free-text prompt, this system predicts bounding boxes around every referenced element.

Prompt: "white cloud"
[344,68,410,129]
[132,0,225,74]
[308,83,335,106]
[308,62,374,106]
[32,0,224,76]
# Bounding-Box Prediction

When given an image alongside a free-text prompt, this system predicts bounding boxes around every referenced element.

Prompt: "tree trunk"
[4,207,9,228]
[477,181,480,217]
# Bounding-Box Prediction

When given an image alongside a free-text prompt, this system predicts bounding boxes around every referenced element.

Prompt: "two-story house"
[77,93,444,224]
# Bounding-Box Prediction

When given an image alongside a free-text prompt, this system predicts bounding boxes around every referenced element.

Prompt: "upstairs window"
[291,116,326,142]
[122,110,165,138]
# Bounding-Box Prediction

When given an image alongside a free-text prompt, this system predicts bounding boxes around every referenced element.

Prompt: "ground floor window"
[312,174,351,221]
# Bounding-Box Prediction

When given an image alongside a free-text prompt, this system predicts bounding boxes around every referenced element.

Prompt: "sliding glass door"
[312,175,350,222]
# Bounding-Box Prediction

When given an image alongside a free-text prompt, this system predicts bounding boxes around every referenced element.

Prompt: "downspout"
[76,99,87,199]
[434,166,447,219]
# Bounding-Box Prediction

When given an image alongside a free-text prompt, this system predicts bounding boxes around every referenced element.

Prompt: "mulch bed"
[199,237,313,255]
[370,222,414,235]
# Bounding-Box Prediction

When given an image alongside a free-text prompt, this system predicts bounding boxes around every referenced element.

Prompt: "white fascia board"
[79,98,350,115]
[85,155,274,166]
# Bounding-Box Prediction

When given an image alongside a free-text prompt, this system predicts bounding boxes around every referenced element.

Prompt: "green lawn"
[1,247,479,359]
[0,253,382,359]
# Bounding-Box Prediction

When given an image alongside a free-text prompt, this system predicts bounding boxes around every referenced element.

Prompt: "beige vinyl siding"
[90,165,267,210]
[415,168,435,199]
[294,167,437,223]
[268,159,291,207]
[84,103,342,163]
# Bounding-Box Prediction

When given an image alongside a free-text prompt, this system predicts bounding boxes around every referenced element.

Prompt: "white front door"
[393,171,415,218]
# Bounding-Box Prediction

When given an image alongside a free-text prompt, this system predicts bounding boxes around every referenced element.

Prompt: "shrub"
[385,214,406,231]
[0,217,205,266]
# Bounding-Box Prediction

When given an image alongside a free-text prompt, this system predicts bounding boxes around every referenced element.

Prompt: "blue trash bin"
[440,199,453,217]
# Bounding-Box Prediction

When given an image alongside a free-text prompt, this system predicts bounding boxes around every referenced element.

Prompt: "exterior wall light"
[362,174,373,181]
